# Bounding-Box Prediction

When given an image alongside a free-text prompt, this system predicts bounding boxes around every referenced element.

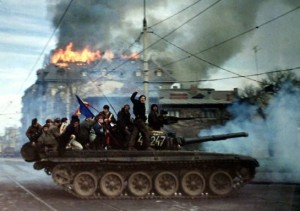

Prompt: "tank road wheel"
[52,165,72,185]
[208,170,233,196]
[73,172,97,197]
[128,172,152,197]
[181,171,206,196]
[100,172,124,197]
[33,161,44,170]
[237,167,253,182]
[154,171,179,196]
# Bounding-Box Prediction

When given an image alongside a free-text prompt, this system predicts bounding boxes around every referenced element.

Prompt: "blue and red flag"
[75,95,95,118]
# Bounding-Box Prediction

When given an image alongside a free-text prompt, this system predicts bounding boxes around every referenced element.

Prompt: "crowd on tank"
[25,91,165,153]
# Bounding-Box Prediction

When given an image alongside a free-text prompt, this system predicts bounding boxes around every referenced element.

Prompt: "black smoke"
[47,0,262,84]
[47,0,300,87]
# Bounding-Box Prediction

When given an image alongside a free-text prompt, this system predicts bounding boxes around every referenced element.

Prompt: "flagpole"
[89,105,100,113]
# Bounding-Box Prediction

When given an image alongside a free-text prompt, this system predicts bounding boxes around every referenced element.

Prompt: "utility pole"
[143,0,149,113]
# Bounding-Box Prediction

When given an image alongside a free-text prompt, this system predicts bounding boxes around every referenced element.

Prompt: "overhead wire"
[157,66,300,83]
[147,3,300,84]
[161,4,300,68]
[30,0,207,115]
[6,2,300,118]
[147,0,222,49]
[91,32,143,78]
[152,31,262,83]
[149,0,202,28]
[82,62,299,117]
[0,0,75,114]
[74,33,145,114]
[84,74,118,116]
[1,65,299,117]
[17,0,75,95]
[106,3,300,86]
[93,0,222,82]
[93,32,143,82]
[75,33,144,114]
[93,0,203,83]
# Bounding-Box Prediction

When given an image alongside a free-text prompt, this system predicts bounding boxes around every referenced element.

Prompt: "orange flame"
[50,42,102,66]
[50,42,140,67]
[120,52,140,60]
[103,50,114,61]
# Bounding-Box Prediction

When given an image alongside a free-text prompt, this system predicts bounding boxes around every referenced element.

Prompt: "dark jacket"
[148,111,163,130]
[78,118,96,145]
[59,121,80,148]
[26,124,42,142]
[117,108,132,130]
[130,92,146,121]
[98,111,117,124]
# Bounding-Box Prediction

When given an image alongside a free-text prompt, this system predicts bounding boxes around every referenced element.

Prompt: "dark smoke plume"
[47,0,300,87]
[47,0,265,86]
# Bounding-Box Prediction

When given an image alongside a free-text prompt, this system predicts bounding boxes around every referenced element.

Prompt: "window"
[202,109,217,118]
[167,110,180,117]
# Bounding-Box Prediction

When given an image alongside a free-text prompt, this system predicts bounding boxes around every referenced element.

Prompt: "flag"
[75,95,95,118]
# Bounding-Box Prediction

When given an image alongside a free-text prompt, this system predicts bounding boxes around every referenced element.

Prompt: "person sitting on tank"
[98,105,117,125]
[148,104,164,131]
[37,124,58,152]
[92,114,106,150]
[128,90,152,151]
[78,117,97,150]
[26,118,43,146]
[39,117,61,152]
[45,119,53,128]
[97,105,117,149]
[117,104,133,148]
[59,117,68,134]
[58,115,83,153]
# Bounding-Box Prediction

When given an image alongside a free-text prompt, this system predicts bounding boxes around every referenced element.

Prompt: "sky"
[0,0,300,135]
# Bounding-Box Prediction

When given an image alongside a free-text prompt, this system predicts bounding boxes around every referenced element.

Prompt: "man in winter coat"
[128,91,152,150]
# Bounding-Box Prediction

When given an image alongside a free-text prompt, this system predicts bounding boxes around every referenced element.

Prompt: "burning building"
[20,42,177,136]
[20,41,237,140]
[20,0,245,141]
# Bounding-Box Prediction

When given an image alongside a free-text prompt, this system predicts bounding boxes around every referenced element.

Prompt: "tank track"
[40,157,257,199]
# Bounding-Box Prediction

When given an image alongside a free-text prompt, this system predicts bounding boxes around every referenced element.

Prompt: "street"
[0,158,299,211]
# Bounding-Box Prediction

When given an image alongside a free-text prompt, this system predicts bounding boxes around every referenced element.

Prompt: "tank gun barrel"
[180,132,248,146]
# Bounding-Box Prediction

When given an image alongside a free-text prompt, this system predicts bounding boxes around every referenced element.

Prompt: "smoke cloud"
[46,0,262,85]
[46,0,300,88]
[199,83,300,183]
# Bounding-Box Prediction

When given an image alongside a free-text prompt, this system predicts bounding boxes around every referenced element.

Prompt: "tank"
[20,129,259,199]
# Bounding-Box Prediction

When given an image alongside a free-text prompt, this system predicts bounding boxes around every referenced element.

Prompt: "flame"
[51,42,102,66]
[102,50,114,61]
[120,52,140,60]
[50,42,140,67]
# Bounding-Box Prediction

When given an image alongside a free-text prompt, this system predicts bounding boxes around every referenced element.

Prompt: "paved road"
[0,158,299,211]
